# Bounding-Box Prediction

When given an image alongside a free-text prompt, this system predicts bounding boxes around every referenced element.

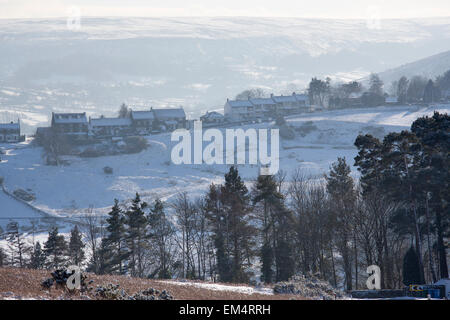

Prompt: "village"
[0,92,315,145]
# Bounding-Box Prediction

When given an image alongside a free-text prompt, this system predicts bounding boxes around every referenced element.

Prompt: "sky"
[1,0,450,19]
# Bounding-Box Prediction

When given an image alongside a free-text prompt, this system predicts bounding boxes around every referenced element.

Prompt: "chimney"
[292,92,296,95]
[270,93,273,98]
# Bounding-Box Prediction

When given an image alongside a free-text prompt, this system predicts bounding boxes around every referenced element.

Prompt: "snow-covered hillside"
[2,17,450,133]
[1,105,448,221]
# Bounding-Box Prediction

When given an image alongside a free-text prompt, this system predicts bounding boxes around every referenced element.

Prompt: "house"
[89,116,132,138]
[249,97,276,119]
[272,92,310,115]
[0,121,23,143]
[130,110,155,135]
[51,112,89,140]
[152,107,186,131]
[200,111,225,125]
[224,99,254,122]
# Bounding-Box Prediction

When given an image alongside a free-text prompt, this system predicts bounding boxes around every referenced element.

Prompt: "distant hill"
[377,50,450,85]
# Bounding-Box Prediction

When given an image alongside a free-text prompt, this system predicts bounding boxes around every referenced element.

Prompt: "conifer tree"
[124,193,148,277]
[403,247,424,285]
[68,225,85,266]
[30,241,46,269]
[325,157,356,291]
[44,227,67,269]
[220,166,256,283]
[103,199,127,274]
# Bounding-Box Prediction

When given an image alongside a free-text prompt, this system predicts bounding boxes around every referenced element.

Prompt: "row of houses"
[0,121,24,143]
[45,107,186,140]
[224,92,311,122]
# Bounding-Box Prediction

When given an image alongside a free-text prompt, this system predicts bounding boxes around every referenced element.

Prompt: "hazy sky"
[1,0,450,19]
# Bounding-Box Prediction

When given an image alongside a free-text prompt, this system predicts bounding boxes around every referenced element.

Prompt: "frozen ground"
[0,105,449,225]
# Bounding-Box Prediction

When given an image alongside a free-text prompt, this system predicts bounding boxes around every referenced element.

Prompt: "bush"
[103,166,113,174]
[124,136,148,154]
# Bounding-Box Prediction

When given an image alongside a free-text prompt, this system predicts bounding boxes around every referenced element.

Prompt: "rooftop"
[52,112,87,124]
[131,110,155,120]
[90,117,132,127]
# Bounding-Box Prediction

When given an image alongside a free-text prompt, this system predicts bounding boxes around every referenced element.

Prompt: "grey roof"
[152,108,186,119]
[294,94,309,101]
[0,122,20,130]
[226,100,254,107]
[272,95,297,103]
[90,117,132,127]
[52,113,87,124]
[131,110,155,120]
[250,98,276,105]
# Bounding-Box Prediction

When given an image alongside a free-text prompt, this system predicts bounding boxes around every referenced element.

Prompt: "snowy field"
[0,105,449,226]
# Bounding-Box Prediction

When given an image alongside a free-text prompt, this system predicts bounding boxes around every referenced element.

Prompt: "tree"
[148,199,176,279]
[325,157,356,291]
[174,192,197,279]
[235,88,266,100]
[308,77,331,107]
[252,174,294,282]
[411,112,449,279]
[6,222,28,268]
[103,199,128,274]
[0,247,7,267]
[124,193,148,277]
[403,247,424,285]
[369,73,384,97]
[118,103,131,118]
[44,227,67,269]
[423,79,441,103]
[397,76,409,104]
[68,225,85,266]
[30,241,46,269]
[407,76,427,102]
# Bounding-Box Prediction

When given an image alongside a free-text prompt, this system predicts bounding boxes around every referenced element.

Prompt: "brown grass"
[0,267,304,300]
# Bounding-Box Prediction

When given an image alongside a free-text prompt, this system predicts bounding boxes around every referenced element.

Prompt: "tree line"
[308,69,450,109]
[1,113,448,290]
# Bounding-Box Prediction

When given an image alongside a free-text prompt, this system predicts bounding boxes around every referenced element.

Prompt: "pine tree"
[220,166,256,283]
[325,157,356,291]
[103,199,127,274]
[68,225,85,266]
[124,193,148,277]
[403,247,424,285]
[30,241,46,269]
[252,174,294,283]
[44,227,67,269]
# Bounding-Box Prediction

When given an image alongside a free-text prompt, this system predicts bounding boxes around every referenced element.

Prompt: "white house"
[152,107,186,131]
[51,112,89,140]
[224,92,311,121]
[224,99,254,122]
[249,97,276,119]
[131,110,155,134]
[0,121,22,143]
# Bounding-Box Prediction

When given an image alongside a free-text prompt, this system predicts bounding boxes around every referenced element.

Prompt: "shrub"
[103,166,113,174]
[124,136,148,154]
